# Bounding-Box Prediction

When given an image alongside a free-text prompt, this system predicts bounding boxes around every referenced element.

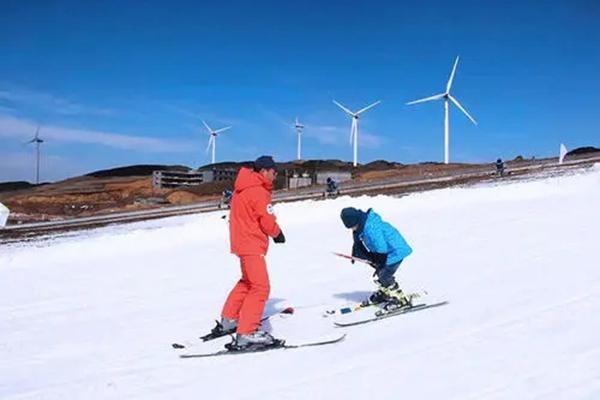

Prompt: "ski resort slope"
[1,165,599,400]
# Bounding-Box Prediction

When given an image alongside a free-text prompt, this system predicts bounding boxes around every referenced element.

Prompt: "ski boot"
[201,317,237,341]
[360,288,391,307]
[380,282,413,312]
[226,330,284,352]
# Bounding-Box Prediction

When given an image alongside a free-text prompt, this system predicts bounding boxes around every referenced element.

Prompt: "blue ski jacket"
[356,209,413,266]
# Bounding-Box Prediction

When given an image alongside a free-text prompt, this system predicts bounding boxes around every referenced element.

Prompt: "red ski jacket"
[229,167,282,256]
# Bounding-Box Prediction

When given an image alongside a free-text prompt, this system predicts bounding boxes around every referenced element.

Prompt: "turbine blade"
[333,100,355,116]
[214,126,231,134]
[446,56,460,93]
[202,120,212,133]
[350,119,357,144]
[356,100,381,115]
[449,95,477,125]
[406,93,445,105]
[206,136,214,152]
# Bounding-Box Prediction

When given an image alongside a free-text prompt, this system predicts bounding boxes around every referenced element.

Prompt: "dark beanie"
[340,207,363,228]
[254,155,276,171]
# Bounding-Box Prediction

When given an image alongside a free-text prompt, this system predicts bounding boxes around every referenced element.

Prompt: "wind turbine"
[202,120,231,165]
[294,117,304,160]
[333,99,381,167]
[27,126,44,184]
[406,56,477,164]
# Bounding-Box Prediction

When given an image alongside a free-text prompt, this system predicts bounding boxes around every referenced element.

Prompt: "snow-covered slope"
[1,165,599,399]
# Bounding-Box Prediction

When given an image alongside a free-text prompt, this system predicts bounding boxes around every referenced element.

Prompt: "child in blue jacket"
[340,207,413,306]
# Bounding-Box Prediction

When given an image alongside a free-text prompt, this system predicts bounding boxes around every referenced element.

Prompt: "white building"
[0,202,9,228]
[315,171,352,185]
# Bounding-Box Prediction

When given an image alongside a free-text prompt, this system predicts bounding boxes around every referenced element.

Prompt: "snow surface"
[1,165,600,399]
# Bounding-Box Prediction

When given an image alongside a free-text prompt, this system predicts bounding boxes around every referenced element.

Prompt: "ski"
[323,302,375,317]
[171,332,231,349]
[179,334,346,358]
[323,292,423,318]
[334,301,449,327]
[172,307,294,349]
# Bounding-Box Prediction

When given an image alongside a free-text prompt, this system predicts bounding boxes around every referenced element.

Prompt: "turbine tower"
[294,117,304,160]
[407,56,477,164]
[27,126,44,184]
[202,120,231,165]
[333,99,381,167]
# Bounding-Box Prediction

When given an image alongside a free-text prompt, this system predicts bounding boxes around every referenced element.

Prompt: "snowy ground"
[1,165,599,400]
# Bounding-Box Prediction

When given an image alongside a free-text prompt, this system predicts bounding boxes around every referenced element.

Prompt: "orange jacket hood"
[234,167,273,194]
[229,167,281,256]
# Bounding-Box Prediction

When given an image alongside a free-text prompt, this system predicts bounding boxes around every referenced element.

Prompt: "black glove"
[352,240,369,260]
[273,231,286,243]
[369,252,388,270]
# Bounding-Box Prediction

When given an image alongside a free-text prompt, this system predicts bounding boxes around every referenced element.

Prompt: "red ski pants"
[221,255,270,334]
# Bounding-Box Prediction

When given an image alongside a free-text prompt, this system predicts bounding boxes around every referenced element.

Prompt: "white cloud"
[0,87,113,116]
[0,104,15,114]
[256,107,385,149]
[304,124,384,149]
[305,124,347,145]
[161,102,247,128]
[0,151,71,183]
[359,132,385,149]
[0,151,32,170]
[0,114,195,153]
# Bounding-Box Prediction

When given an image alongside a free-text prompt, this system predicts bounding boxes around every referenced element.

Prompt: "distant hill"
[197,159,406,173]
[86,164,191,178]
[0,159,442,191]
[0,181,37,193]
[5,148,598,190]
[566,146,600,156]
[196,159,350,172]
[197,161,253,171]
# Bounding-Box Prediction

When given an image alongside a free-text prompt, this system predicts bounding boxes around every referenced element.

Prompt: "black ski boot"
[361,289,390,307]
[380,283,413,312]
[201,318,237,341]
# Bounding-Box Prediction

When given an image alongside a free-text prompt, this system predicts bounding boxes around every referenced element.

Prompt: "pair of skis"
[322,291,425,317]
[172,306,347,357]
[329,252,448,325]
[171,306,295,350]
[173,312,347,358]
[175,300,447,357]
[175,252,447,357]
[332,300,449,327]
[179,334,347,358]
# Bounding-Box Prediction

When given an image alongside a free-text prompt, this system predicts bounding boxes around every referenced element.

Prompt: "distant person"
[340,207,413,310]
[326,177,338,195]
[220,189,233,209]
[209,155,286,350]
[495,158,505,176]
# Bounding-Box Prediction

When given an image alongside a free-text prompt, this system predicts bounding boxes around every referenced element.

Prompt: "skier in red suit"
[210,155,285,350]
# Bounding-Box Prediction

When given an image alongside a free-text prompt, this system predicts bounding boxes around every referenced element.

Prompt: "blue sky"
[1,0,599,182]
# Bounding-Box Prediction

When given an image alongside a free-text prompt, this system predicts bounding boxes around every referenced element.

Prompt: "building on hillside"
[152,167,237,190]
[152,170,204,189]
[201,168,238,182]
[315,171,352,185]
[288,172,312,189]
